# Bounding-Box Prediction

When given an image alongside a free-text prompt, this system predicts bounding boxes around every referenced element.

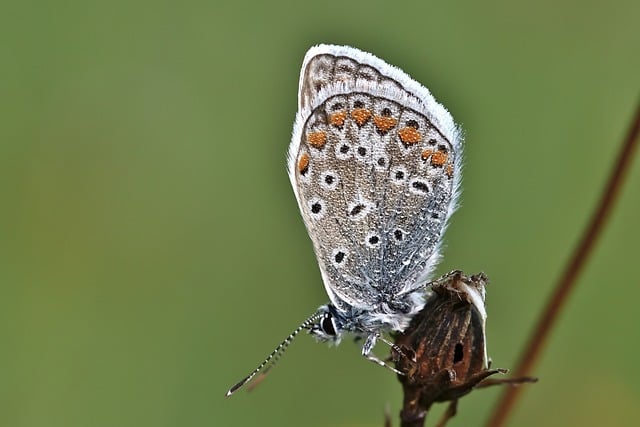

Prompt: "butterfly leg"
[362,332,403,375]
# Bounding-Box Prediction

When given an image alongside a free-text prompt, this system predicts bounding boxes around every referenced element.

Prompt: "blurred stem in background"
[487,101,640,427]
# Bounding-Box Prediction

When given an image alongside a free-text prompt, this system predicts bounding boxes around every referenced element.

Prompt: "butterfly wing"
[288,45,462,311]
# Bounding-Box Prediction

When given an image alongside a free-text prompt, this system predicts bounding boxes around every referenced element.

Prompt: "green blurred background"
[1,0,639,426]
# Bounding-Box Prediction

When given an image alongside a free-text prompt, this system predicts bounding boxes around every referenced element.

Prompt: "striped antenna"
[225,312,322,397]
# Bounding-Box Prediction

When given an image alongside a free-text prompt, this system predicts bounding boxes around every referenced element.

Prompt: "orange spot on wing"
[373,116,397,134]
[329,111,347,127]
[421,149,433,161]
[351,108,372,126]
[446,164,454,178]
[399,127,422,145]
[307,131,327,148]
[298,153,310,174]
[431,150,448,167]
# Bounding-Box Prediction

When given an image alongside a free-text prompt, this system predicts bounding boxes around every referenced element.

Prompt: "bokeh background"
[2,1,639,426]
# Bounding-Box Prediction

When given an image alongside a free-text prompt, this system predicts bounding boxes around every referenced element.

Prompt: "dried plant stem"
[486,101,640,427]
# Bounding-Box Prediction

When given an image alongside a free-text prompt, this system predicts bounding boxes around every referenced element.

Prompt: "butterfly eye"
[320,313,337,336]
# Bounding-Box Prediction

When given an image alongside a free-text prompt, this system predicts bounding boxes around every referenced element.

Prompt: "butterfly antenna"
[225,313,322,397]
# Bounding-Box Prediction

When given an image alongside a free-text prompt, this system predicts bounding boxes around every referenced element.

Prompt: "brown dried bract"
[392,271,536,427]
